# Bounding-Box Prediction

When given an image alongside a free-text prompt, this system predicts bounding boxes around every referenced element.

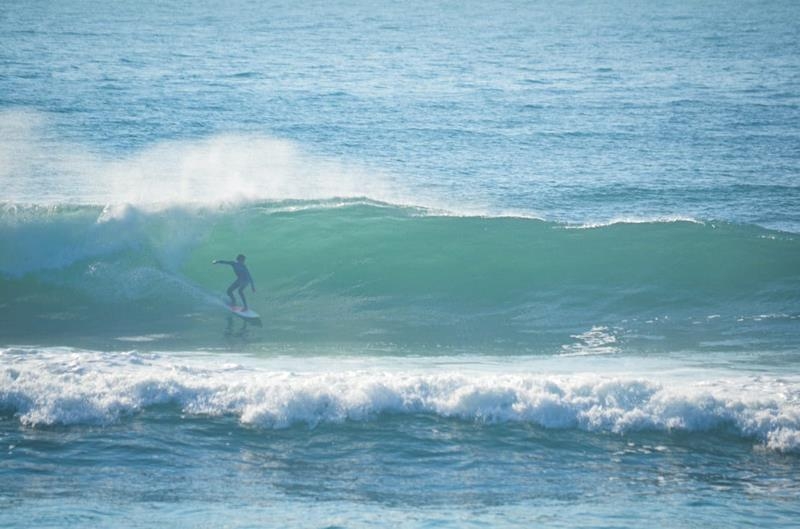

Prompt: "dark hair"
[236,254,245,262]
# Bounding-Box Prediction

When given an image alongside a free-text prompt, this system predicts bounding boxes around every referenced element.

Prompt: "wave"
[2,347,798,453]
[1,199,798,349]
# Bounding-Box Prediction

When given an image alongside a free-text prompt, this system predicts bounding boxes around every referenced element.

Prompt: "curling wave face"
[1,199,798,351]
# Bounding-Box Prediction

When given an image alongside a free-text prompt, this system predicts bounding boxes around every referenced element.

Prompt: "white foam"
[560,326,619,356]
[2,347,798,453]
[115,334,174,343]
[564,216,705,229]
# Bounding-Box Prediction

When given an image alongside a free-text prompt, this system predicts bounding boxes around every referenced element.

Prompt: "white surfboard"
[225,304,260,320]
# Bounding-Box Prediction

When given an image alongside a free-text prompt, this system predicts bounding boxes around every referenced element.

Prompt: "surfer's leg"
[238,286,248,310]
[226,281,239,305]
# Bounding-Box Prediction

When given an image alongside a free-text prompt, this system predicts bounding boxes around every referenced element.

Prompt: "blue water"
[2,1,800,527]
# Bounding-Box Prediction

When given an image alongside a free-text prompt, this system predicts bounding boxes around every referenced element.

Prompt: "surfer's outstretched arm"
[212,260,235,266]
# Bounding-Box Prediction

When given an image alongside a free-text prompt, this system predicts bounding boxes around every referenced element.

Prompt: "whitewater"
[2,1,800,528]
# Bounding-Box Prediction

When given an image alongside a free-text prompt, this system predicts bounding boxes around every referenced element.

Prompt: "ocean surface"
[2,1,800,527]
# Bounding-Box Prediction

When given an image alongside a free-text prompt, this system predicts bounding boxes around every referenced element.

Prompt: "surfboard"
[225,304,260,320]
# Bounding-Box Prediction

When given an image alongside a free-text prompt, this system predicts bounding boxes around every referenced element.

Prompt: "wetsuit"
[216,260,254,309]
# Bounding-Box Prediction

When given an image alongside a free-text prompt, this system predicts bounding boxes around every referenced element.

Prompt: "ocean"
[1,1,799,527]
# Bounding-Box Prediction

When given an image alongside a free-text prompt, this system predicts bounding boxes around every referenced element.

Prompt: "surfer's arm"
[212,260,234,265]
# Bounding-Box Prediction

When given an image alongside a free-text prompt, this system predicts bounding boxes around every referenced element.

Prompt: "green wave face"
[2,200,798,352]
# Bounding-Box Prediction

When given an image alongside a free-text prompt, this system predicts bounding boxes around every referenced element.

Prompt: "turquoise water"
[2,1,800,527]
[2,201,799,353]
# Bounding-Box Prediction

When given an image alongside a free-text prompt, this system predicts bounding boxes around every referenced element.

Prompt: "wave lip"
[2,348,798,453]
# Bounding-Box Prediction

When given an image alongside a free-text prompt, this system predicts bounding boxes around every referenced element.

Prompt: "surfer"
[212,254,256,309]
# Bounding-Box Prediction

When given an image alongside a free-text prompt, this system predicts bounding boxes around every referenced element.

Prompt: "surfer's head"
[236,254,246,263]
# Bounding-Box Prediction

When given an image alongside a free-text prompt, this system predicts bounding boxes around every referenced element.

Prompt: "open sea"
[2,1,800,527]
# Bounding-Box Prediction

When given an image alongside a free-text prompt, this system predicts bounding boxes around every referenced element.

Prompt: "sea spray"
[0,110,411,209]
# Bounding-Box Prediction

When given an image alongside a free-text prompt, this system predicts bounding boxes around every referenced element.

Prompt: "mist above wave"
[0,109,411,208]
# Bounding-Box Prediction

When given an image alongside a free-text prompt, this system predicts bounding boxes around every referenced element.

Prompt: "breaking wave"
[2,347,798,453]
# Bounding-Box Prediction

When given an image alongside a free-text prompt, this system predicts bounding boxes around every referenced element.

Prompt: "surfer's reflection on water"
[225,314,247,338]
[224,313,262,339]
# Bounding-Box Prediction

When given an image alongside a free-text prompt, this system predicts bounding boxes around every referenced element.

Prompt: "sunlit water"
[1,1,799,527]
